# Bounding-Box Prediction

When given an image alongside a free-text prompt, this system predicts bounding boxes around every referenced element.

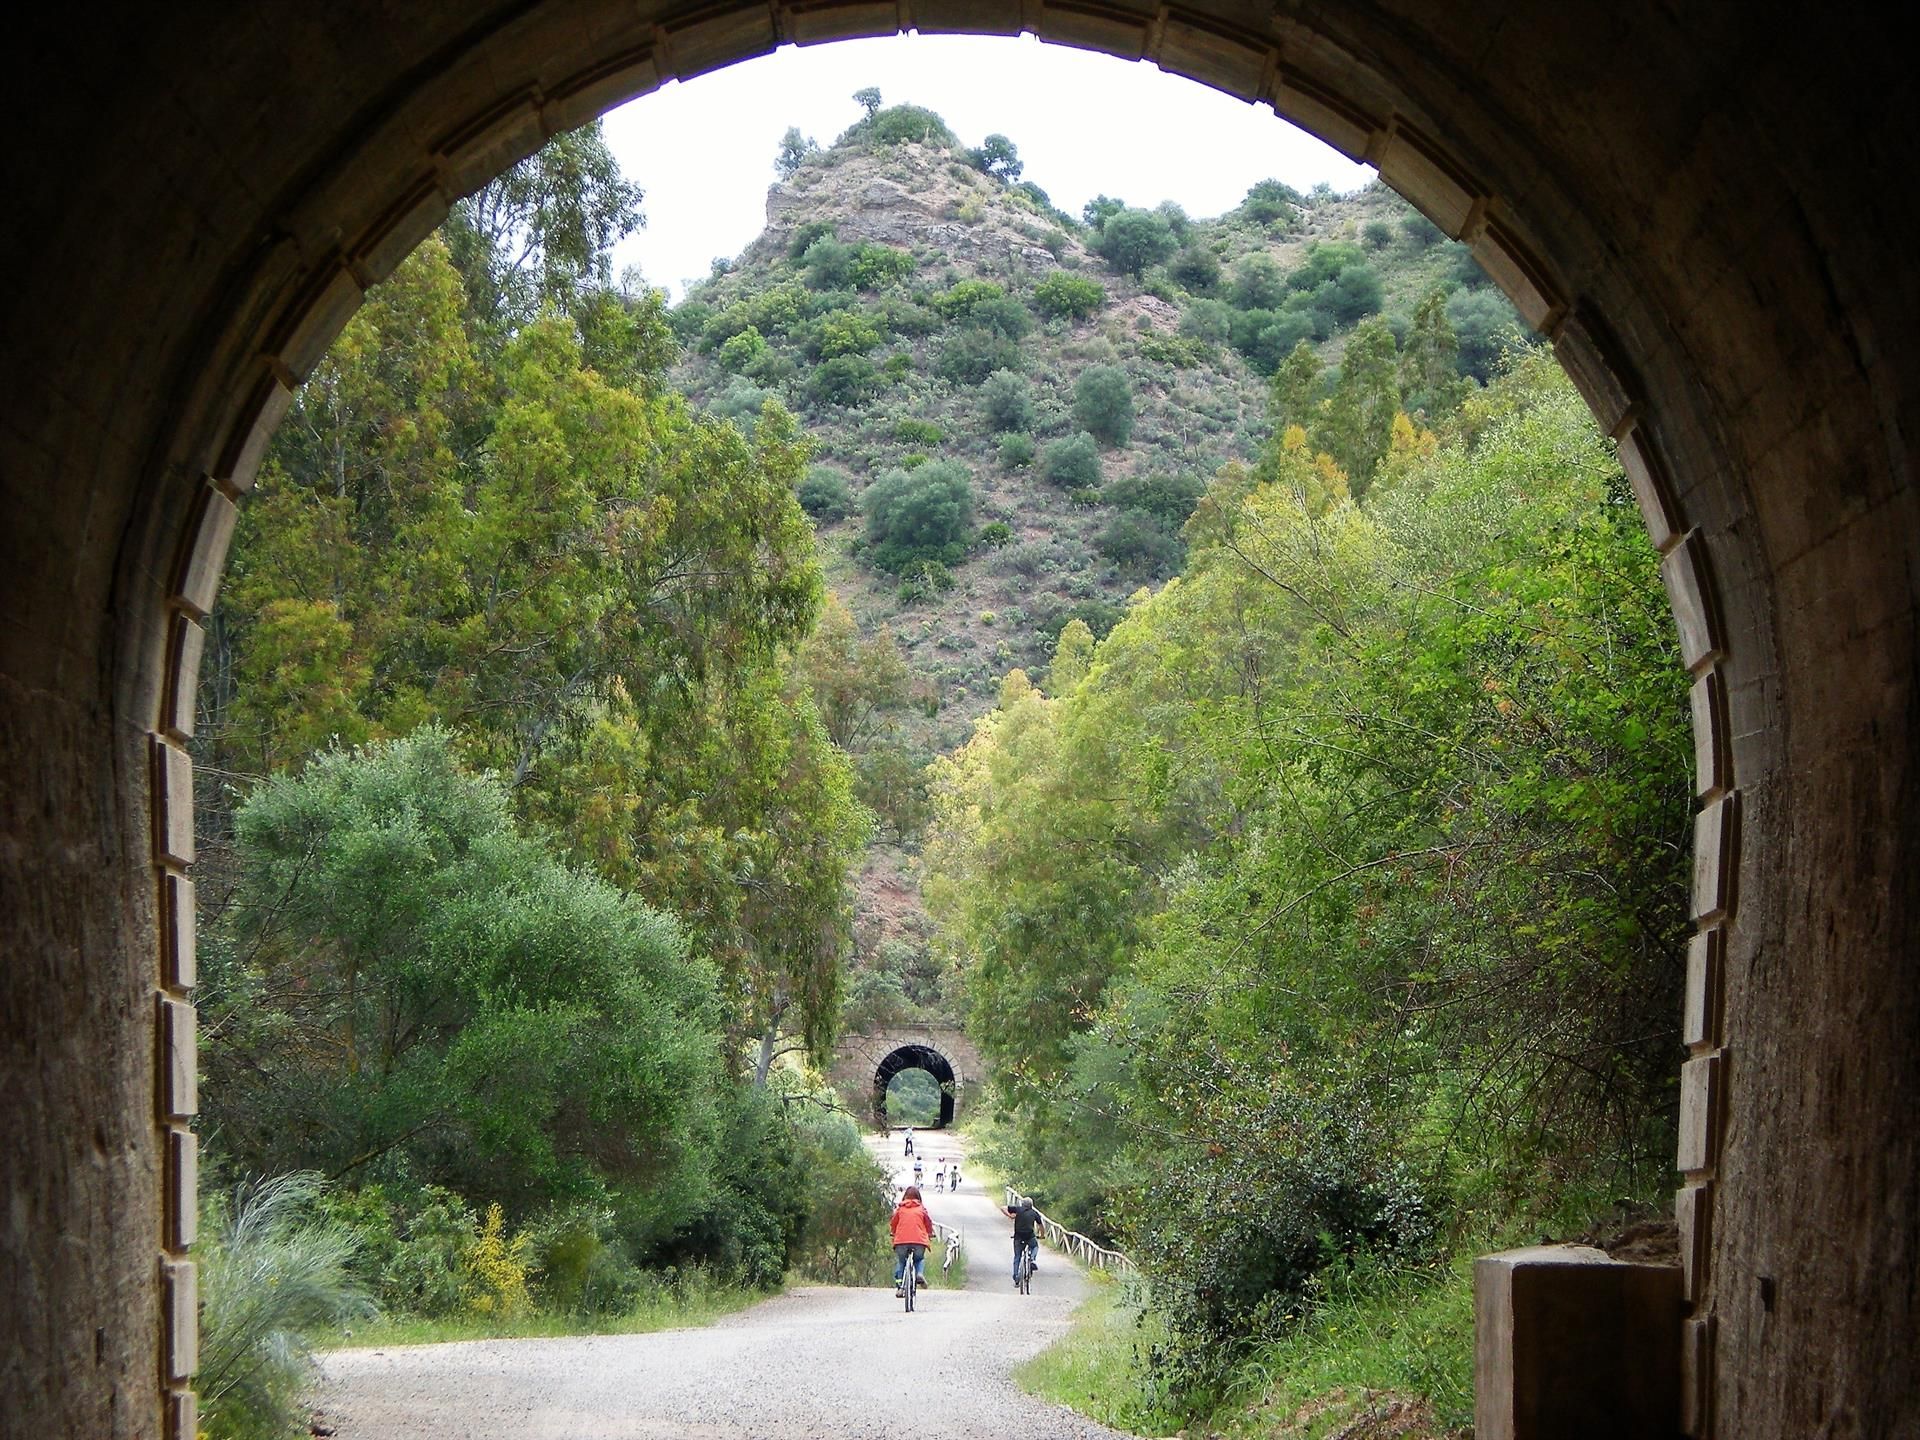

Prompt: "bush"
[1042,431,1102,490]
[1105,471,1205,527]
[1181,298,1235,344]
[933,278,1009,321]
[1362,218,1396,249]
[1401,213,1444,248]
[787,220,835,260]
[858,103,958,148]
[981,369,1033,432]
[812,309,883,358]
[937,328,1023,385]
[1093,208,1177,277]
[716,325,768,373]
[850,244,915,289]
[802,236,857,290]
[1240,178,1301,227]
[979,520,1013,547]
[797,466,854,521]
[1094,511,1183,576]
[1073,366,1134,447]
[999,433,1036,469]
[197,1173,371,1440]
[1033,271,1106,320]
[896,558,956,605]
[894,417,944,445]
[1229,254,1287,311]
[864,460,975,572]
[1169,245,1220,294]
[807,354,881,406]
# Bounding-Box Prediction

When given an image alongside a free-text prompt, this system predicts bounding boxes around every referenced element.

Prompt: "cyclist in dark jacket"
[1003,1197,1045,1284]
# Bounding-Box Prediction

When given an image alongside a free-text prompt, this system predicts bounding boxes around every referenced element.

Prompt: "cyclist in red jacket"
[890,1185,934,1296]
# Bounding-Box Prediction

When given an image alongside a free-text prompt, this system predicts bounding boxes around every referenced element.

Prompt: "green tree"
[1093,208,1177,278]
[1320,317,1401,494]
[1240,178,1301,226]
[775,126,817,180]
[972,133,1023,182]
[1400,286,1469,418]
[981,369,1033,432]
[1272,340,1325,432]
[853,87,882,119]
[1073,365,1134,447]
[1041,432,1102,490]
[1032,272,1106,320]
[864,461,975,572]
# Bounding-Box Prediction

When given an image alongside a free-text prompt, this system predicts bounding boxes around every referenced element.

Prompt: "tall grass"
[197,1173,372,1440]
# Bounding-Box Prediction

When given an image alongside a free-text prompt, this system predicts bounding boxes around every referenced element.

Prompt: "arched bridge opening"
[873,1044,958,1129]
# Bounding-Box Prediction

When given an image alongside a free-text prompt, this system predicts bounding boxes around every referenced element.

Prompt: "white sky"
[602,33,1375,298]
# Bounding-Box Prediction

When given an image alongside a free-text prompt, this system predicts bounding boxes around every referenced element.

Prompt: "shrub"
[668,300,714,345]
[849,244,916,289]
[1041,431,1102,490]
[814,309,883,358]
[1229,253,1287,311]
[807,354,881,406]
[711,382,775,433]
[797,466,854,521]
[979,520,1013,547]
[1401,213,1444,248]
[895,558,956,605]
[1073,365,1134,447]
[787,220,835,260]
[1138,330,1209,369]
[1240,178,1301,227]
[1363,218,1396,249]
[716,325,768,373]
[1104,471,1205,527]
[802,236,857,290]
[1181,298,1235,344]
[864,459,974,572]
[1168,245,1220,294]
[981,369,1033,432]
[934,278,1008,322]
[1093,208,1177,277]
[1094,511,1183,576]
[936,328,1022,384]
[859,103,958,148]
[197,1173,371,1440]
[998,433,1036,469]
[894,417,944,445]
[1032,271,1106,320]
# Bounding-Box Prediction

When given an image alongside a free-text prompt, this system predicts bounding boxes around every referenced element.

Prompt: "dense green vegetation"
[929,351,1691,1419]
[192,122,896,1440]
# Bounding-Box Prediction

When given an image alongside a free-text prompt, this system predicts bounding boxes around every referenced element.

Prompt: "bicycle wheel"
[904,1261,915,1313]
[1016,1245,1031,1295]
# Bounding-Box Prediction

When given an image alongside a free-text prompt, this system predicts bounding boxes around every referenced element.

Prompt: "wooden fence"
[1004,1185,1136,1273]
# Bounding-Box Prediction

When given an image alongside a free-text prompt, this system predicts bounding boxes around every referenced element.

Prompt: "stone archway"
[2,7,1916,1437]
[873,1044,960,1129]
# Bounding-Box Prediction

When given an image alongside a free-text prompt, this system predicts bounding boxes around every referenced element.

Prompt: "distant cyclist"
[1003,1195,1045,1285]
[891,1184,934,1297]
[902,1126,915,1158]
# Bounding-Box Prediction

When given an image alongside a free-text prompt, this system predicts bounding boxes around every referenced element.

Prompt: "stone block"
[1377,123,1479,238]
[164,1260,198,1380]
[783,0,900,47]
[162,871,196,989]
[1152,13,1270,101]
[151,736,195,868]
[1660,532,1726,674]
[268,263,364,382]
[1682,927,1722,1049]
[1681,1315,1715,1436]
[1617,423,1682,553]
[434,95,546,199]
[159,995,198,1119]
[1676,1180,1711,1304]
[173,486,237,620]
[1475,1245,1682,1439]
[1270,71,1377,161]
[1471,221,1562,333]
[1034,4,1150,61]
[168,1388,198,1440]
[1691,790,1739,925]
[350,179,452,286]
[167,1128,198,1249]
[1677,1052,1722,1173]
[1688,669,1730,798]
[657,4,779,81]
[1553,308,1636,436]
[161,615,204,742]
[211,369,294,494]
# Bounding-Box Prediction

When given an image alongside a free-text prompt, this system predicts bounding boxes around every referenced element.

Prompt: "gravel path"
[314,1135,1125,1439]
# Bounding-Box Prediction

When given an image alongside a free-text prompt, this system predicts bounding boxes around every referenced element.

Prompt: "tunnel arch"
[3,8,1916,1438]
[874,1044,960,1129]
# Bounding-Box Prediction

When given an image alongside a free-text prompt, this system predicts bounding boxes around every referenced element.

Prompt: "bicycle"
[1014,1238,1035,1295]
[898,1244,926,1313]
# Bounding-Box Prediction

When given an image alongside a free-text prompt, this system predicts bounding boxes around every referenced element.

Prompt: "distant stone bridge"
[826,1023,981,1129]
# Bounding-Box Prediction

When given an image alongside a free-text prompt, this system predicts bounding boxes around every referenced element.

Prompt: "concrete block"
[1270,71,1378,161]
[1475,1245,1682,1439]
[211,369,294,494]
[168,1388,198,1440]
[1155,14,1271,102]
[434,95,545,199]
[1553,309,1636,436]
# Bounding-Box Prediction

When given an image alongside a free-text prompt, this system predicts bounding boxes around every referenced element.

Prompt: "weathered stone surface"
[2,6,1918,1437]
[1475,1246,1683,1439]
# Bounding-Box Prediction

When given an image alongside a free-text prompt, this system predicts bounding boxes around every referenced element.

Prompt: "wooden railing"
[1004,1185,1136,1273]
[933,1218,963,1271]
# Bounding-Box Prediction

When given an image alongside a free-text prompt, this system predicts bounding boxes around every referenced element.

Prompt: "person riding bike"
[891,1184,934,1297]
[1003,1195,1045,1285]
